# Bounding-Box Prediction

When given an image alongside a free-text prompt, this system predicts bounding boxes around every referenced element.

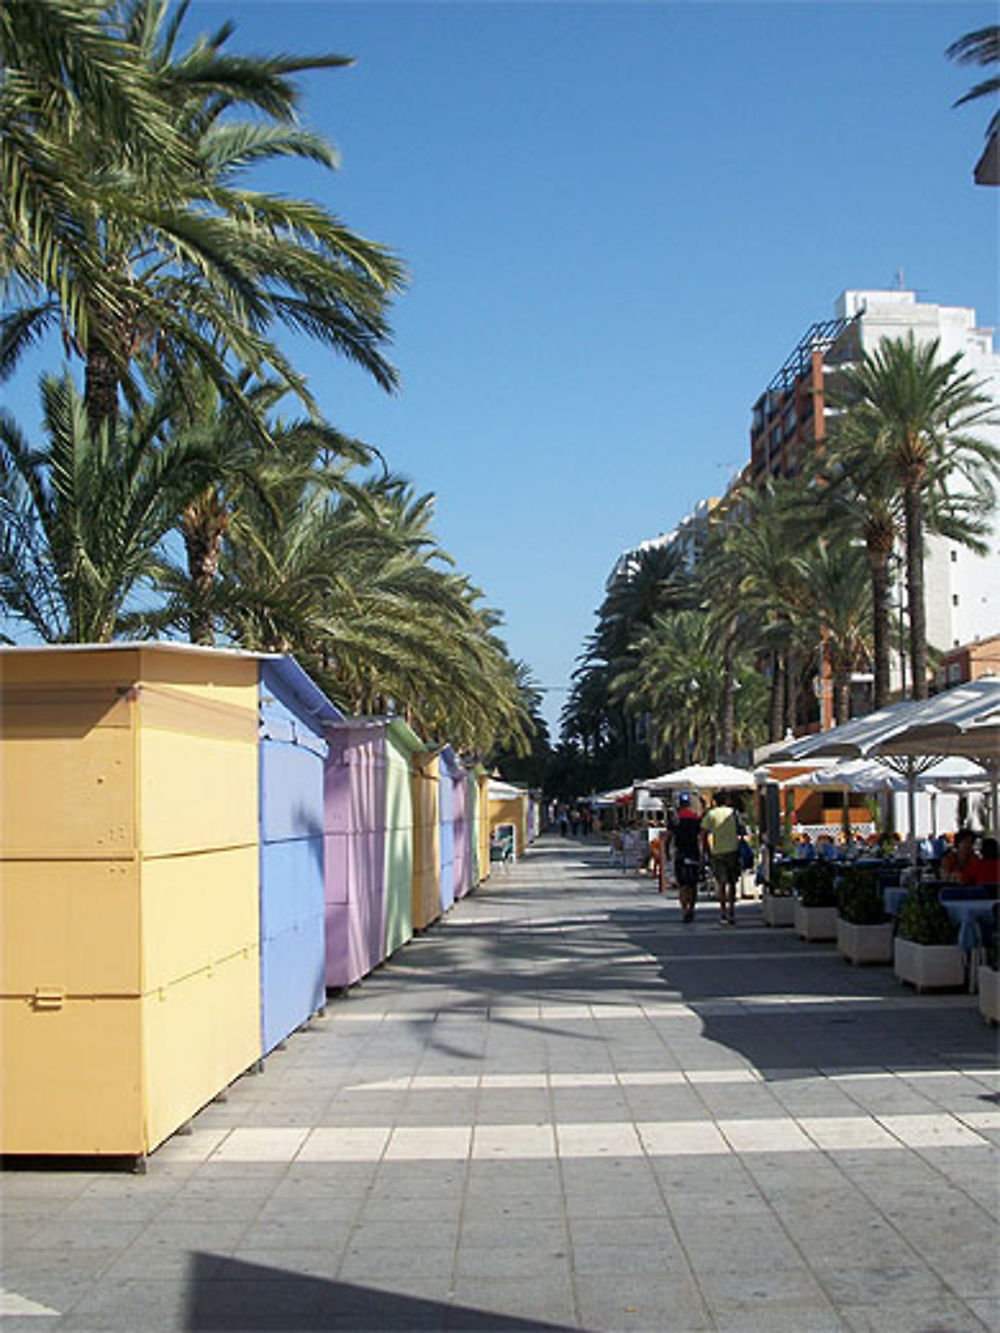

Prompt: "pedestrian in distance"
[701,789,741,925]
[670,791,702,923]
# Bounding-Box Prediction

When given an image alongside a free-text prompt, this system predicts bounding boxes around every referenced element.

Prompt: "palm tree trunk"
[720,627,736,758]
[768,652,785,742]
[182,489,228,646]
[784,648,797,736]
[867,545,892,708]
[832,649,851,726]
[903,479,928,699]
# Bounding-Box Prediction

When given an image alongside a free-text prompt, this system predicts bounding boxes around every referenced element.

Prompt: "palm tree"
[1,0,405,432]
[149,465,531,757]
[140,365,374,644]
[562,542,694,779]
[701,480,807,741]
[1,0,189,339]
[0,371,212,641]
[790,538,873,725]
[946,25,1000,148]
[611,609,766,765]
[827,334,999,699]
[795,435,900,708]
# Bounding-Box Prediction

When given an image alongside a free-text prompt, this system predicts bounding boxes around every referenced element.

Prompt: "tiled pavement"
[2,836,999,1332]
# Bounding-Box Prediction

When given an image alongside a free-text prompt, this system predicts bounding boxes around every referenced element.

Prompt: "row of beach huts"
[0,644,541,1164]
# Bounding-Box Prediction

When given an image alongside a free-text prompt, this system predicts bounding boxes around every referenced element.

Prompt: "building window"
[952,594,960,607]
[950,549,958,563]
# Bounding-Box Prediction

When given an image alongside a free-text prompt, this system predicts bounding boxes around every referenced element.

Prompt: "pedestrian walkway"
[2,837,998,1332]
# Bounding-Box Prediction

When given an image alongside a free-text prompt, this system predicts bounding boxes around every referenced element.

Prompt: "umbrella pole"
[907,758,918,867]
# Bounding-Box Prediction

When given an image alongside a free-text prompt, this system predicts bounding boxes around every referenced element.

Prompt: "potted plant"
[836,867,894,965]
[762,863,796,927]
[793,860,839,941]
[894,886,965,992]
[978,932,999,1026]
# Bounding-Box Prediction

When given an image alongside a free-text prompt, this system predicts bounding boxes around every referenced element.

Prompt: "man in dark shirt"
[670,792,703,923]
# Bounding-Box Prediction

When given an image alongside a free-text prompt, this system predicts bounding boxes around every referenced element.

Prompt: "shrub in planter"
[792,861,839,940]
[837,867,893,964]
[837,868,886,925]
[767,865,796,896]
[794,860,838,908]
[896,886,959,946]
[894,885,964,991]
[762,864,796,926]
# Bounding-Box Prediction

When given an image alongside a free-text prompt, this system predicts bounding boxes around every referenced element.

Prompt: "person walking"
[670,792,703,923]
[701,790,741,925]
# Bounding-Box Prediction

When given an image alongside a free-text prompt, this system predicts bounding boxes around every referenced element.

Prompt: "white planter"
[893,937,965,993]
[762,893,795,927]
[978,964,999,1026]
[794,901,839,942]
[837,918,894,966]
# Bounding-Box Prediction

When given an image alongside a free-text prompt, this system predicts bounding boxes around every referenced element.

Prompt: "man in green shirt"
[701,791,740,925]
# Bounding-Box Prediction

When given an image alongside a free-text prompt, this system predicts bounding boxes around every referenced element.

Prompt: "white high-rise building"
[833,290,999,660]
[751,290,1000,690]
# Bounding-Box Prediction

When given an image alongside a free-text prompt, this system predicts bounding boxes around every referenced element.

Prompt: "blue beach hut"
[258,657,342,1056]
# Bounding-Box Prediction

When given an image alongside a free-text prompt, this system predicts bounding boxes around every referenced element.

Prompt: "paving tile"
[384,1126,471,1161]
[842,1299,990,1332]
[637,1119,729,1155]
[556,1121,643,1157]
[572,1271,711,1333]
[448,1276,577,1330]
[718,1116,816,1153]
[472,1123,556,1159]
[208,1127,309,1162]
[876,1113,990,1149]
[454,1244,571,1280]
[298,1125,391,1161]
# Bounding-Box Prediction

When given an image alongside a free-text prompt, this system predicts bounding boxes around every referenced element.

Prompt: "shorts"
[675,857,700,889]
[711,851,740,888]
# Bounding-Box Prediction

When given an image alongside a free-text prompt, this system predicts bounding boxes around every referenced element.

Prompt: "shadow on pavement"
[608,902,999,1079]
[185,1254,576,1332]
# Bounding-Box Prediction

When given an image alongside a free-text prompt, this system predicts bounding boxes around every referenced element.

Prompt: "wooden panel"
[142,947,260,1153]
[0,702,135,859]
[0,995,143,1155]
[140,846,259,992]
[1,860,140,997]
[139,724,257,857]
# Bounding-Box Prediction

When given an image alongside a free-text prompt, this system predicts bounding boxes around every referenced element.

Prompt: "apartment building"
[749,289,1000,677]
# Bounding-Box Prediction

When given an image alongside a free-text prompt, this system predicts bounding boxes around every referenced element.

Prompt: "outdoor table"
[940,897,996,954]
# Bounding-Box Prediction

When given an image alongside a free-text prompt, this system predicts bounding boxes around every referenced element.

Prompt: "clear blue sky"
[7,2,998,734]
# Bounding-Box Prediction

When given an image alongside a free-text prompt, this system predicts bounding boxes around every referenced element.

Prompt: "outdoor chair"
[490,834,514,871]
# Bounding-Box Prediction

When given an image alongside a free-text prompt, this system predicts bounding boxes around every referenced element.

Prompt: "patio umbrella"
[779,755,985,792]
[768,679,1000,849]
[640,761,757,793]
[874,687,1000,833]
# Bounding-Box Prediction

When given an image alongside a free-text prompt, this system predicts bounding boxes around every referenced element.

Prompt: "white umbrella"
[640,761,757,793]
[874,688,1000,833]
[779,755,984,793]
[770,679,1000,763]
[591,786,635,808]
[769,679,1000,848]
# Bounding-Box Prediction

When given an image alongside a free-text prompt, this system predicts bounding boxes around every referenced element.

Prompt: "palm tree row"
[562,333,999,773]
[1,0,537,761]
